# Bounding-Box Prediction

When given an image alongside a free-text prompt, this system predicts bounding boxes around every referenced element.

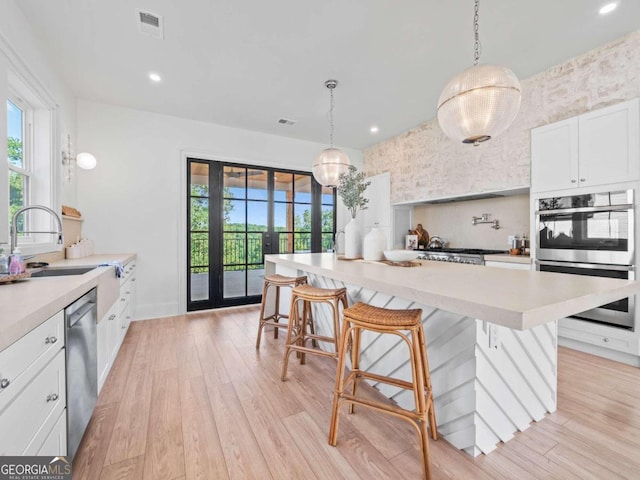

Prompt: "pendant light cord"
[329,86,335,148]
[473,0,481,66]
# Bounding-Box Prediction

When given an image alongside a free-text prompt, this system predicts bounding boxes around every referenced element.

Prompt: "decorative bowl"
[383,250,418,262]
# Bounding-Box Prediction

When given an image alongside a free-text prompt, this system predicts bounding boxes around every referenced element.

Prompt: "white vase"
[344,218,362,259]
[363,227,387,261]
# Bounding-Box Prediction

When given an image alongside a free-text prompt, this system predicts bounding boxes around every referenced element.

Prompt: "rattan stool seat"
[256,274,307,348]
[292,284,347,299]
[343,302,422,328]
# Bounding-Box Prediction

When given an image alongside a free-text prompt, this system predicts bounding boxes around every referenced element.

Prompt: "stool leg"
[348,325,362,415]
[308,304,318,348]
[299,300,309,365]
[273,285,281,339]
[281,294,299,381]
[329,320,351,446]
[255,280,271,349]
[411,326,433,480]
[418,326,438,440]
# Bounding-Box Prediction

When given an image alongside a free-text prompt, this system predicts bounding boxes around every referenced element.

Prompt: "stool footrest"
[339,393,424,422]
[348,370,426,393]
[285,344,338,358]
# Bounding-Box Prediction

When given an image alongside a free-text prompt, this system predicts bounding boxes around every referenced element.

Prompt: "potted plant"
[337,166,371,258]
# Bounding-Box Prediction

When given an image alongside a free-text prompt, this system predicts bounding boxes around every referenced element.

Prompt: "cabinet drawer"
[0,349,66,455]
[0,311,64,410]
[120,261,136,286]
[558,324,637,355]
[35,408,67,456]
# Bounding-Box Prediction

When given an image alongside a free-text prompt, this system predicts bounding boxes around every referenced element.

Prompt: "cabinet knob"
[109,314,117,321]
[571,179,577,183]
[46,393,59,402]
[45,336,58,344]
[0,378,10,389]
[603,337,610,343]
[131,278,136,282]
[580,178,586,182]
[126,291,131,295]
[121,325,127,329]
[121,298,126,302]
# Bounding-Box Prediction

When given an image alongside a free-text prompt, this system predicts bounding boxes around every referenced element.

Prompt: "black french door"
[187,158,335,311]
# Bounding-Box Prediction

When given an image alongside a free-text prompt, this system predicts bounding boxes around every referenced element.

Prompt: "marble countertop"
[265,253,640,330]
[0,253,135,352]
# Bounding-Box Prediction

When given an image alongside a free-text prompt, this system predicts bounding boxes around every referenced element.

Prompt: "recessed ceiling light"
[599,2,618,14]
[370,126,379,133]
[149,72,162,82]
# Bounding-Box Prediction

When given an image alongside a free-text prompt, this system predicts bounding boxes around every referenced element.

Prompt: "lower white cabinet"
[36,407,67,456]
[97,258,137,393]
[0,348,66,455]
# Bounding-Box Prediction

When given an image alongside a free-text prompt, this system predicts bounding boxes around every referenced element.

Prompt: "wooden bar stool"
[329,302,438,480]
[280,284,348,381]
[255,274,307,348]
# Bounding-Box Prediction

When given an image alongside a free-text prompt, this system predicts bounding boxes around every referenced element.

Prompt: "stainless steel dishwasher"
[65,288,98,461]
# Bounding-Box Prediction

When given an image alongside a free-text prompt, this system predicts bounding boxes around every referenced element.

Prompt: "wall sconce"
[62,134,97,183]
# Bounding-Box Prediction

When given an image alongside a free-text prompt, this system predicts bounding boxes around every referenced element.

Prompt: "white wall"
[413,194,530,250]
[0,0,78,247]
[77,99,363,319]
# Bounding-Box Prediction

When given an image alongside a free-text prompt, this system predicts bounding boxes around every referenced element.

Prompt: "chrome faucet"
[471,213,501,230]
[10,205,64,254]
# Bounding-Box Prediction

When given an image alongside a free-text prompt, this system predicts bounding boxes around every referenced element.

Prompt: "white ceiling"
[15,0,640,150]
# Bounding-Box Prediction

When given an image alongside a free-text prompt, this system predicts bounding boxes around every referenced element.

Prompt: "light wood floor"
[73,306,640,479]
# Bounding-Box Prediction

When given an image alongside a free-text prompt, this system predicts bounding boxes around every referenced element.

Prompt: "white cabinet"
[362,172,391,249]
[97,258,137,392]
[531,98,639,192]
[0,312,66,456]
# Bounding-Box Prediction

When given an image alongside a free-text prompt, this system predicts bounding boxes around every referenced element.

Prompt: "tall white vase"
[363,226,387,261]
[344,218,362,259]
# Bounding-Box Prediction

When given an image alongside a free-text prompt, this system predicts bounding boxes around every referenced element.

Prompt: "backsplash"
[413,194,529,250]
[29,217,83,264]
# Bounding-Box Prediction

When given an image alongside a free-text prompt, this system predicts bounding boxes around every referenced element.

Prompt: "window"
[4,72,57,255]
[7,98,31,236]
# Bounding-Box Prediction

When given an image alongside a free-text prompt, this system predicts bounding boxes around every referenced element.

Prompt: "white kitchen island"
[264,253,640,456]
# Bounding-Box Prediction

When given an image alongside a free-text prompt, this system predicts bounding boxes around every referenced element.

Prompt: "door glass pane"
[190,233,209,267]
[321,205,334,232]
[247,169,268,199]
[247,201,268,231]
[294,204,312,231]
[321,185,334,205]
[224,232,245,265]
[224,200,245,230]
[279,233,293,253]
[224,167,246,198]
[274,202,292,232]
[190,267,209,301]
[248,264,264,296]
[190,162,209,194]
[294,233,311,252]
[322,233,334,252]
[190,198,209,230]
[274,172,293,201]
[294,174,312,203]
[247,233,263,265]
[224,266,246,298]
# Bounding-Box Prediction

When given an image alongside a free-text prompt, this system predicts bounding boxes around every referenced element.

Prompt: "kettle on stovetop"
[427,236,446,249]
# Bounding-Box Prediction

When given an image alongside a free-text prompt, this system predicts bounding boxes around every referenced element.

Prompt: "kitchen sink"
[31,266,97,277]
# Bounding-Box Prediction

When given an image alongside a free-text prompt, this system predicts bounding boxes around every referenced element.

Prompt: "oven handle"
[535,204,634,215]
[535,259,635,271]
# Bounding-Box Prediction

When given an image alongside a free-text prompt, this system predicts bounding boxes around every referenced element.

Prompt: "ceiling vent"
[136,9,164,39]
[278,118,296,126]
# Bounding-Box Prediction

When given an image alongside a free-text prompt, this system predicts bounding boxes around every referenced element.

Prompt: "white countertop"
[266,253,640,331]
[484,253,531,265]
[0,254,135,352]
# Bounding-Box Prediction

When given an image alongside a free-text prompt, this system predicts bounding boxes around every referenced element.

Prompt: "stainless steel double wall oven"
[535,189,635,329]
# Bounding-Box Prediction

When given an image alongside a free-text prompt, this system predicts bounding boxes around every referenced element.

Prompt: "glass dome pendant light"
[312,79,350,187]
[437,0,521,146]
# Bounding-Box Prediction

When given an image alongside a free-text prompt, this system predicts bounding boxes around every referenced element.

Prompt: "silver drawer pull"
[121,298,126,302]
[121,325,127,329]
[0,378,10,389]
[46,393,59,402]
[126,291,131,295]
[109,314,117,321]
[45,336,58,344]
[131,278,136,282]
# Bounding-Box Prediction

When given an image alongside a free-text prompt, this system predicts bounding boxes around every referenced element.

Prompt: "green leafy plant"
[337,165,371,219]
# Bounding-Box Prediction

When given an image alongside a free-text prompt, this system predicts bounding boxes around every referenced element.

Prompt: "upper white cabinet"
[362,172,391,249]
[531,98,640,193]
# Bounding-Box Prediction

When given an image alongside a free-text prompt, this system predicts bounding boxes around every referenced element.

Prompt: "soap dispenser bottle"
[9,248,24,275]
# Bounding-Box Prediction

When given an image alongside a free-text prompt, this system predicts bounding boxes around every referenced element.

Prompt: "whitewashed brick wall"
[365,31,640,204]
